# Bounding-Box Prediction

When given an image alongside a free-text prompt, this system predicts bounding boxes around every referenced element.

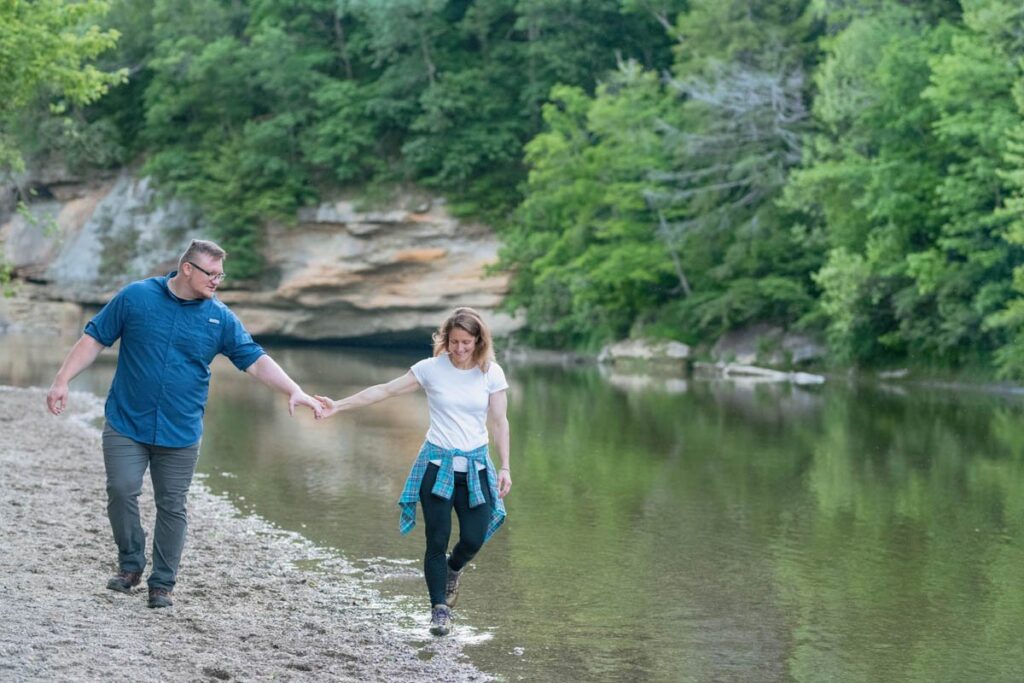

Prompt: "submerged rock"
[711,323,825,367]
[597,338,691,364]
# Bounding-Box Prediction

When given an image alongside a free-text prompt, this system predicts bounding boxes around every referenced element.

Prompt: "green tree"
[500,66,678,347]
[986,2,1024,377]
[908,0,1024,366]
[501,0,821,349]
[784,5,952,362]
[644,0,820,340]
[117,0,675,275]
[790,0,1024,369]
[0,0,124,174]
[141,0,327,276]
[0,0,123,293]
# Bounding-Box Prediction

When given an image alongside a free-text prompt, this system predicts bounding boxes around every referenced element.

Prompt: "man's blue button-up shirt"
[85,272,265,448]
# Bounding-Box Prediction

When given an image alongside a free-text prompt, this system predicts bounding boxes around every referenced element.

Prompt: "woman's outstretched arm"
[315,370,421,418]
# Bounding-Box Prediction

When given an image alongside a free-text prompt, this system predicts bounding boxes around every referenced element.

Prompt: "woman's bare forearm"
[316,371,421,417]
[335,383,393,410]
[490,415,510,469]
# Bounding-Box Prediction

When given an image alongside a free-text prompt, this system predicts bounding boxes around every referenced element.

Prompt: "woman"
[315,307,512,636]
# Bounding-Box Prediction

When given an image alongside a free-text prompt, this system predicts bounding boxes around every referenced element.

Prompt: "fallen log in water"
[714,363,825,385]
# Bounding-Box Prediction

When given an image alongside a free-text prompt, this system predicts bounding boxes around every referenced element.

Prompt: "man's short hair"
[178,239,227,269]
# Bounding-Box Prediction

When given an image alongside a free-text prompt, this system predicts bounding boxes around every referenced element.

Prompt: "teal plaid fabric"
[399,441,506,541]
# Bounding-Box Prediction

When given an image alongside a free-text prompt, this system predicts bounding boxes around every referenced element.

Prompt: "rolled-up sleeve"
[84,290,128,347]
[220,308,265,371]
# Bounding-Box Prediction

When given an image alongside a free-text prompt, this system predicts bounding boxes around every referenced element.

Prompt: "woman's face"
[448,327,477,366]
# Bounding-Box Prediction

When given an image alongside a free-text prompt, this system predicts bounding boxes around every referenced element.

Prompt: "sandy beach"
[0,386,490,682]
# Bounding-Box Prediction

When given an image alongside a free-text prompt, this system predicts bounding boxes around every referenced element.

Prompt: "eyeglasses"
[187,261,227,283]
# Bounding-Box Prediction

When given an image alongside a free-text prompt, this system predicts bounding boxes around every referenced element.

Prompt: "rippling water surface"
[5,334,1024,682]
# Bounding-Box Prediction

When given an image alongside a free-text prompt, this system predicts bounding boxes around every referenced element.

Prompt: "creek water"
[4,334,1024,682]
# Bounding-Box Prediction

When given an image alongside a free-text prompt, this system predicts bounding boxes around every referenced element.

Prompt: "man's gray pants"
[102,423,200,591]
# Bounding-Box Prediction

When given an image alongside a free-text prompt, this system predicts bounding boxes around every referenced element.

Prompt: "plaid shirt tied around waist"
[398,441,506,542]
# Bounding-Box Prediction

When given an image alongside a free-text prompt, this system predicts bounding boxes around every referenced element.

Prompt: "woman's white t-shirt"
[410,352,509,472]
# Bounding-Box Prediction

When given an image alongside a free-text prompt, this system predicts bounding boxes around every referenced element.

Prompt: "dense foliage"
[0,0,124,291]
[7,0,1024,375]
[19,0,673,276]
[0,0,123,173]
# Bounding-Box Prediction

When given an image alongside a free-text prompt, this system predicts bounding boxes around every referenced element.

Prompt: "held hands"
[46,381,69,416]
[313,395,340,419]
[497,467,512,498]
[289,390,324,419]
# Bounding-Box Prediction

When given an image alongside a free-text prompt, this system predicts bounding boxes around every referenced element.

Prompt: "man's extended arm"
[47,335,105,415]
[245,354,323,418]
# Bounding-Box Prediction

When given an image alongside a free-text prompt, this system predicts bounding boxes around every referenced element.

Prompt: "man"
[46,239,323,608]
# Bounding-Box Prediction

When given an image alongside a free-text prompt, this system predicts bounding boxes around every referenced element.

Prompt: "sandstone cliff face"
[226,201,515,341]
[1,171,518,342]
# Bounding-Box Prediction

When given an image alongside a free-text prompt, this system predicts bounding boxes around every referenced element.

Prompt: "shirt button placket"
[156,305,182,445]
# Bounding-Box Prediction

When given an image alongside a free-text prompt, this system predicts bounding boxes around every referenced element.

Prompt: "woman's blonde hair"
[432,307,495,371]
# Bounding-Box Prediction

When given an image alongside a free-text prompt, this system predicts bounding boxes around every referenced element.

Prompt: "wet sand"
[0,386,490,682]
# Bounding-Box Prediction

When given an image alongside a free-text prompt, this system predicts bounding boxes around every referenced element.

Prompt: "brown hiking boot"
[147,587,173,608]
[106,570,142,594]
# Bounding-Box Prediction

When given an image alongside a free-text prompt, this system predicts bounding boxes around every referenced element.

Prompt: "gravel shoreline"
[0,386,491,682]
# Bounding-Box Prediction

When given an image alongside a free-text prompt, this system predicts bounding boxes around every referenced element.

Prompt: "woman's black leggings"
[419,463,492,607]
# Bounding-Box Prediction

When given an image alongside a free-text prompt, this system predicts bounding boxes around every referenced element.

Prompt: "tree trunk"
[658,210,692,297]
[333,12,354,79]
[420,30,436,85]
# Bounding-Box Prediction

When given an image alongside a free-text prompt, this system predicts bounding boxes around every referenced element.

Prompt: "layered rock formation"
[1,171,518,342]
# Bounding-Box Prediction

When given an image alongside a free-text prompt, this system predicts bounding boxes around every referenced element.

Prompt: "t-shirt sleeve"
[83,288,129,347]
[220,308,265,371]
[486,362,509,393]
[410,357,433,388]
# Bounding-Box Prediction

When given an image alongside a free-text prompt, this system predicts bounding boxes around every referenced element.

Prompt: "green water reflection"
[4,335,1023,682]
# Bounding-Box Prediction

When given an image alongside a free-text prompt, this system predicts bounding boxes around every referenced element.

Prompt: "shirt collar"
[162,271,203,305]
